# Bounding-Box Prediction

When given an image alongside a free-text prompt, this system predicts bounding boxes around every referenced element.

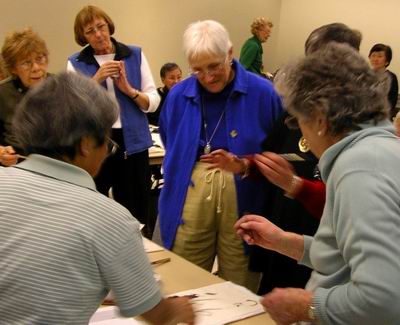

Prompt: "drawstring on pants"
[205,168,226,213]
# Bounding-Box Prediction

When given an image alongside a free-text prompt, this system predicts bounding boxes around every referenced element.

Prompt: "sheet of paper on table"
[142,237,164,253]
[89,306,146,324]
[169,281,265,325]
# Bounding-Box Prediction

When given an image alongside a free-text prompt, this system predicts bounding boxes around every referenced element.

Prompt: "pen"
[151,257,171,266]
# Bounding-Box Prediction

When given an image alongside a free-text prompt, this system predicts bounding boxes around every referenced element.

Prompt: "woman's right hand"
[234,214,284,251]
[235,214,305,261]
[254,152,300,194]
[93,61,121,83]
[166,296,196,325]
[0,146,18,166]
[142,296,195,325]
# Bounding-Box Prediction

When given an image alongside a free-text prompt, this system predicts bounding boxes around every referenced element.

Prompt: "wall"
[0,0,281,86]
[275,0,400,76]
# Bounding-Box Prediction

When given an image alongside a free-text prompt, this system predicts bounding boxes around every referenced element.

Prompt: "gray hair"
[183,20,232,61]
[11,72,118,159]
[275,43,388,136]
[305,23,362,55]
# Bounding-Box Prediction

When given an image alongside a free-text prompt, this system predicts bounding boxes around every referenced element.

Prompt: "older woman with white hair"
[235,43,400,324]
[158,20,283,291]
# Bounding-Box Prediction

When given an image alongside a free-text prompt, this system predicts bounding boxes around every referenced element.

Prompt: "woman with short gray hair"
[159,20,283,292]
[12,72,118,162]
[235,43,400,324]
[3,72,195,324]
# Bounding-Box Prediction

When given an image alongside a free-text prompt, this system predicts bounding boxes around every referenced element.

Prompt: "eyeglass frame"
[106,136,119,156]
[84,23,109,37]
[189,56,228,78]
[18,55,48,71]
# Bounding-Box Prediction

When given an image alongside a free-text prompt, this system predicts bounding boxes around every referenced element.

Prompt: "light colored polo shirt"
[0,154,161,324]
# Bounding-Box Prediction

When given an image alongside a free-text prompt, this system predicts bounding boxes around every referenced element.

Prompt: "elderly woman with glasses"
[158,20,283,291]
[235,43,400,325]
[67,5,160,233]
[0,28,49,166]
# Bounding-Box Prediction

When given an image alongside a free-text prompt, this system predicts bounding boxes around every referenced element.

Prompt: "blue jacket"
[159,60,283,249]
[68,39,152,154]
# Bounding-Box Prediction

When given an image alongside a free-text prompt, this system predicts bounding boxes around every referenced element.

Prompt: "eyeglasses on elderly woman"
[18,54,47,71]
[84,23,108,37]
[189,57,228,78]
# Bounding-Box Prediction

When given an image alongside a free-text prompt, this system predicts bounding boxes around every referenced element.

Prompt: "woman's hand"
[200,149,248,173]
[234,214,284,250]
[92,61,120,83]
[235,214,305,261]
[261,288,314,325]
[113,61,133,96]
[254,152,302,196]
[0,146,18,166]
[113,61,150,109]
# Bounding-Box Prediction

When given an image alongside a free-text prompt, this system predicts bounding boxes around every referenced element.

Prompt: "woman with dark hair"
[369,43,398,118]
[147,62,182,126]
[67,5,160,233]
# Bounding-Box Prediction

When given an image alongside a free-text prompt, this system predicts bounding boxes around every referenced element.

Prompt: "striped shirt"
[0,154,161,324]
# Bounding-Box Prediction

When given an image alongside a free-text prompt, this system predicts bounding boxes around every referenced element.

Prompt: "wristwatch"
[308,303,317,323]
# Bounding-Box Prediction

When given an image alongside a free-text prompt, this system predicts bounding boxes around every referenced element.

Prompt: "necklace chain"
[201,95,226,154]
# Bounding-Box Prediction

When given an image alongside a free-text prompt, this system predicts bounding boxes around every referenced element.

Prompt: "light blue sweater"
[301,120,400,324]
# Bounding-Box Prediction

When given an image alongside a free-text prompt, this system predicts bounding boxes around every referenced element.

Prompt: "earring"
[317,131,323,136]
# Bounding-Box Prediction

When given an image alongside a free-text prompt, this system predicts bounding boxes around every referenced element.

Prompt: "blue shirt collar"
[13,154,97,191]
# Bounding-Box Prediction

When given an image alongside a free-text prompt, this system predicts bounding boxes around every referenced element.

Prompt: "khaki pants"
[172,162,260,292]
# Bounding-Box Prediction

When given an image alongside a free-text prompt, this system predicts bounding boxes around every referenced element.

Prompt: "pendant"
[204,143,211,154]
[298,137,310,153]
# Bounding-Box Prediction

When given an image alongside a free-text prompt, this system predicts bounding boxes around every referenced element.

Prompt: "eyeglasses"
[190,58,227,78]
[106,136,119,156]
[84,23,108,36]
[18,55,47,71]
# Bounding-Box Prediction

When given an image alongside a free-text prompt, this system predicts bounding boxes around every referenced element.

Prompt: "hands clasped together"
[93,60,139,98]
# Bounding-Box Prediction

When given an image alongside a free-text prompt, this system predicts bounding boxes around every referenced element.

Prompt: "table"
[149,128,165,166]
[149,146,165,166]
[147,245,276,325]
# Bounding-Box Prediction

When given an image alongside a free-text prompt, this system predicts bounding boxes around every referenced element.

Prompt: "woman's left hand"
[261,288,313,325]
[200,149,246,173]
[114,61,136,97]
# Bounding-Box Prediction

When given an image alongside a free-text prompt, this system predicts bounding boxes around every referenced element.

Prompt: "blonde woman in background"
[0,28,50,166]
[239,17,273,78]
